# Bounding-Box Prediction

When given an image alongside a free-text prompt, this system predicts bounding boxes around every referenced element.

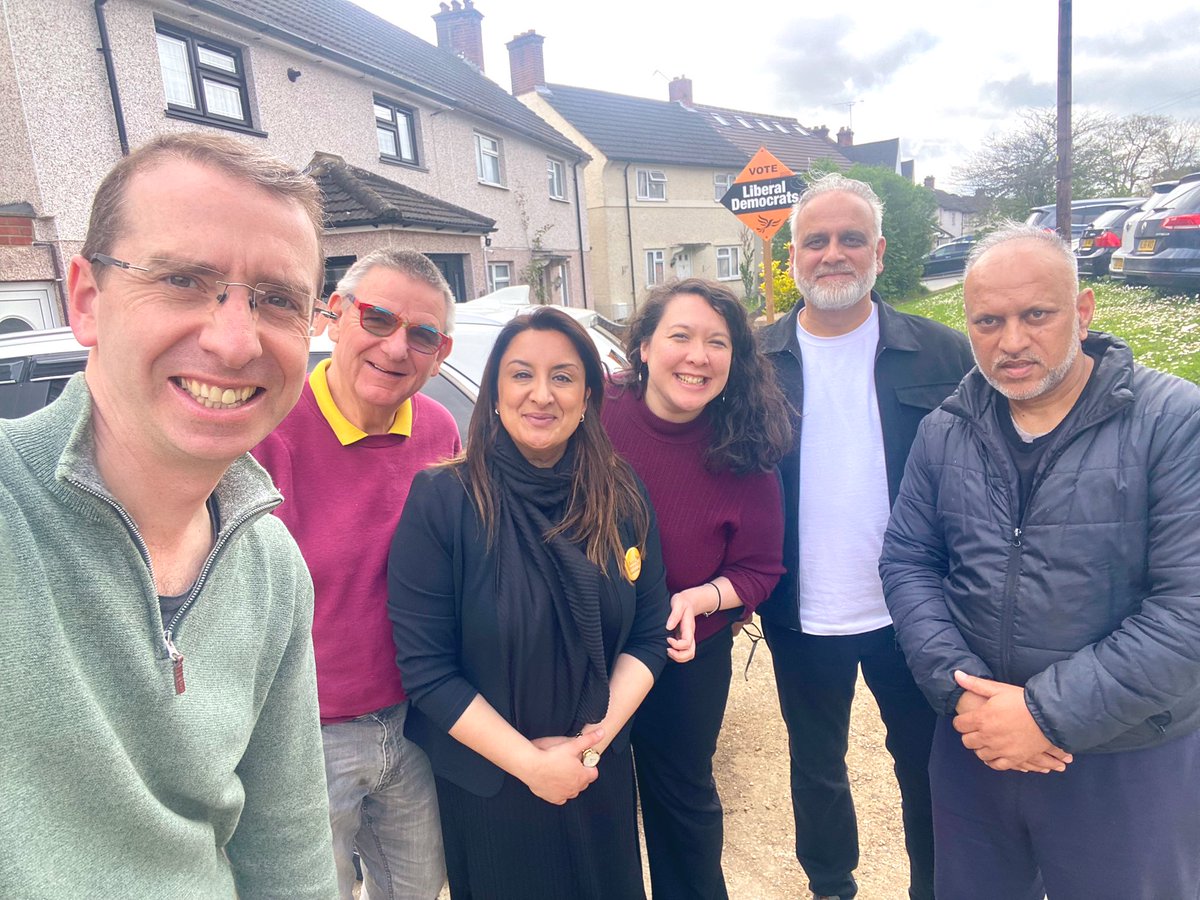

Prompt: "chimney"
[507,30,545,96]
[812,125,829,140]
[433,0,485,71]
[668,76,693,107]
[837,126,854,147]
[924,175,935,190]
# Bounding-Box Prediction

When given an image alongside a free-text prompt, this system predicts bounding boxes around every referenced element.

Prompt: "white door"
[0,282,57,333]
[673,252,692,278]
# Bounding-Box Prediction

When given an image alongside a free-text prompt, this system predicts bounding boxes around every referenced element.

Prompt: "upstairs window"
[155,25,251,128]
[636,169,666,202]
[375,98,418,165]
[714,172,736,202]
[547,158,566,200]
[475,132,504,186]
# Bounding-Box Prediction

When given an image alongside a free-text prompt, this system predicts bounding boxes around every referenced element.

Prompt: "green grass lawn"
[897,282,1200,384]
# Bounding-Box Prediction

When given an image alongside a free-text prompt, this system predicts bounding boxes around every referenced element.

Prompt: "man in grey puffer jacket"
[880,224,1200,900]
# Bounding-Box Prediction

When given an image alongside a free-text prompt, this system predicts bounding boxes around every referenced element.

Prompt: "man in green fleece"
[0,134,338,898]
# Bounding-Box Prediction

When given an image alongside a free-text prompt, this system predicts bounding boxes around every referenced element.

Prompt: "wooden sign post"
[718,147,805,323]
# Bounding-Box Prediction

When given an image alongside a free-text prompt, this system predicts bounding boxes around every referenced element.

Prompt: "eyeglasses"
[88,254,318,334]
[344,294,449,355]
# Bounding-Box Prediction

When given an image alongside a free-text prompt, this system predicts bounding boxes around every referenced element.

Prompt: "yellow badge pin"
[624,546,642,582]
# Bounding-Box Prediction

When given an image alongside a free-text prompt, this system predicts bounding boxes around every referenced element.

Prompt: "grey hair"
[966,222,1079,294]
[790,172,885,242]
[335,248,456,333]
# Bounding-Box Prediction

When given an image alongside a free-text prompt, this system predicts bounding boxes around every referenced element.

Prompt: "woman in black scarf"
[388,307,672,899]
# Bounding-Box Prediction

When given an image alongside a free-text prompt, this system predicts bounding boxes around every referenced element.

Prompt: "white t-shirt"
[795,305,893,635]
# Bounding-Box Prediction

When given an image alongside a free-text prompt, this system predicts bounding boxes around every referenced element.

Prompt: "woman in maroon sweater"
[602,278,791,899]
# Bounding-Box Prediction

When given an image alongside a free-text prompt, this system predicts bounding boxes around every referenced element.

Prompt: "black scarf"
[490,430,611,737]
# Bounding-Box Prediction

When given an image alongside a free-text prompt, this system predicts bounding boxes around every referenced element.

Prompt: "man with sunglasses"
[254,248,460,900]
[0,134,337,898]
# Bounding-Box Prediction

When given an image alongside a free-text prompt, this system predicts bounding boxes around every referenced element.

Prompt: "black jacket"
[880,333,1200,753]
[387,466,669,796]
[757,294,974,631]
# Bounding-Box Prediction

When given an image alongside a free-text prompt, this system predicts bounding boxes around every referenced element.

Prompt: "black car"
[1075,204,1145,277]
[921,237,974,278]
[1124,177,1200,293]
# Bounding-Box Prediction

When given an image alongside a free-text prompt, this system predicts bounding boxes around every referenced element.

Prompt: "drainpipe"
[571,162,588,308]
[94,0,130,156]
[623,162,636,312]
[33,241,69,321]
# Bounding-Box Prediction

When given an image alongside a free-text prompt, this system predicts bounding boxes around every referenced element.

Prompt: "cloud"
[1077,9,1200,60]
[771,16,938,104]
[978,74,1055,112]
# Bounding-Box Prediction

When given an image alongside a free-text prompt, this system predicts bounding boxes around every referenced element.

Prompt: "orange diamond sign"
[719,147,805,241]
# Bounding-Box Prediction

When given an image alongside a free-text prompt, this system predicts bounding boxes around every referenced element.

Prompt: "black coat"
[757,294,975,631]
[880,333,1200,753]
[387,466,669,796]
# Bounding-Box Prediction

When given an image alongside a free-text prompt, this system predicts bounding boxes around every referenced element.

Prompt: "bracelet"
[702,581,722,617]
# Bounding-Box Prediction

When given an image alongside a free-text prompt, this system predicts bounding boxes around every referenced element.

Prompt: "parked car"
[1,307,629,439]
[1122,174,1200,293]
[921,236,975,279]
[1025,197,1143,247]
[1075,205,1147,277]
[1110,180,1182,280]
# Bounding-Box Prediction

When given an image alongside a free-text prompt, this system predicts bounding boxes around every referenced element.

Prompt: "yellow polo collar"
[309,359,412,445]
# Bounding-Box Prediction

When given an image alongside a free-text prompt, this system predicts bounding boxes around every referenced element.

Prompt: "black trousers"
[932,718,1200,900]
[631,625,733,900]
[763,622,936,900]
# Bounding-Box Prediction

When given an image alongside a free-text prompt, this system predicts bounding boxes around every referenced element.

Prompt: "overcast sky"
[352,0,1200,193]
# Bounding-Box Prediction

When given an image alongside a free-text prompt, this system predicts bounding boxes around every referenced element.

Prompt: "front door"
[0,283,56,333]
[427,254,467,303]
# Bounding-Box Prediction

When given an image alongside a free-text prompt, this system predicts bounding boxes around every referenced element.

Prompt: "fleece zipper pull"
[164,632,186,695]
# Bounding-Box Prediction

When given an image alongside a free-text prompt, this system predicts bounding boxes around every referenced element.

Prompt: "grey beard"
[976,316,1082,401]
[795,267,877,311]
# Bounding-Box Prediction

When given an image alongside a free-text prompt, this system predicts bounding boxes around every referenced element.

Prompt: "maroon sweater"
[253,382,461,722]
[602,387,785,644]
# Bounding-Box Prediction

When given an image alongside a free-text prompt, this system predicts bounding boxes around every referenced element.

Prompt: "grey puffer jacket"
[880,333,1200,754]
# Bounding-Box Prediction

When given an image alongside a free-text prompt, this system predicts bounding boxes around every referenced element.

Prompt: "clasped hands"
[953,670,1074,774]
[524,726,604,805]
[665,587,708,664]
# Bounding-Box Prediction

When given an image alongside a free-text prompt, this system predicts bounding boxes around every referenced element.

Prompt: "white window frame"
[636,169,667,202]
[714,172,736,202]
[487,262,512,293]
[474,132,504,186]
[547,158,567,201]
[716,246,740,281]
[646,249,666,286]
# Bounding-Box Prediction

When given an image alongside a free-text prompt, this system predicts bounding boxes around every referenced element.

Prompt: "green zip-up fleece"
[0,375,337,899]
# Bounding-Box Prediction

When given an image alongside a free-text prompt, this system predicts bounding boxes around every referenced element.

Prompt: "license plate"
[1138,238,1156,253]
[1081,238,1094,250]
[1111,257,1124,271]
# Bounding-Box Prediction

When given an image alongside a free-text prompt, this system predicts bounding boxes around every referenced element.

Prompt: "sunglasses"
[344,295,449,355]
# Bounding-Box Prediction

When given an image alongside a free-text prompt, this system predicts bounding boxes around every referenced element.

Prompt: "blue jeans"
[322,701,445,900]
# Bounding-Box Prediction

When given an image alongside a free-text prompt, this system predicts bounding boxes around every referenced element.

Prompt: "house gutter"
[94,0,130,156]
[623,162,636,311]
[572,162,588,308]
